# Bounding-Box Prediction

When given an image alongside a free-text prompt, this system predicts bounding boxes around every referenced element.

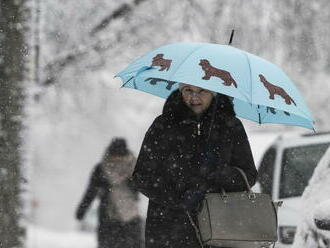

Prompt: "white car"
[257,132,330,247]
[292,146,330,248]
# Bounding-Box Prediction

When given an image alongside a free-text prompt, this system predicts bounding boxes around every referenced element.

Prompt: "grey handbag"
[190,167,280,248]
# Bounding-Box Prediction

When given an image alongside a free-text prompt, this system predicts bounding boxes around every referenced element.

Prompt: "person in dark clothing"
[75,138,142,248]
[132,85,258,248]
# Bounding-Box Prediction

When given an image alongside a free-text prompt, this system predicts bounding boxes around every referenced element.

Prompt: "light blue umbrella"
[116,42,314,130]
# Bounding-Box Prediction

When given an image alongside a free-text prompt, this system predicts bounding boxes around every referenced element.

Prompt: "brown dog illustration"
[199,59,237,88]
[151,54,172,71]
[259,74,296,106]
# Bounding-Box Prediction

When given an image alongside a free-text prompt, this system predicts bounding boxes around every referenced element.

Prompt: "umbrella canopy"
[116,42,314,130]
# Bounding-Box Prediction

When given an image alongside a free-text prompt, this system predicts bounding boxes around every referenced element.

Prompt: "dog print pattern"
[259,74,296,106]
[199,59,238,88]
[151,54,172,71]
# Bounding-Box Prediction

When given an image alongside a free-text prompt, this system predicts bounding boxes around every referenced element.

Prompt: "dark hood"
[162,89,236,125]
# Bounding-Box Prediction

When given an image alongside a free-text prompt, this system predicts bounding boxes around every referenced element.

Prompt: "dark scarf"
[162,89,236,133]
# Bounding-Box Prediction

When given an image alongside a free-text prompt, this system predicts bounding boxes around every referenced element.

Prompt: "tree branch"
[90,0,147,36]
[43,34,121,86]
[42,0,148,86]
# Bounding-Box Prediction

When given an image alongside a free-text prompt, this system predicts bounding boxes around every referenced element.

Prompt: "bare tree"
[43,0,148,86]
[0,0,32,246]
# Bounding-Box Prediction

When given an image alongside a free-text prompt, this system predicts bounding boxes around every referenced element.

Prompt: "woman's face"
[181,84,214,116]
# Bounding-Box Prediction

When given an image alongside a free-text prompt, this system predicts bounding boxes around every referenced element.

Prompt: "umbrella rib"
[258,104,313,128]
[244,53,313,123]
[260,102,312,121]
[290,100,314,121]
[257,105,273,125]
[168,44,252,103]
[243,52,253,105]
[260,109,268,124]
[121,76,134,88]
[168,44,204,81]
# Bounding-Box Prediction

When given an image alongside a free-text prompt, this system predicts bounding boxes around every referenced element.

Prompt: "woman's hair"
[104,137,129,157]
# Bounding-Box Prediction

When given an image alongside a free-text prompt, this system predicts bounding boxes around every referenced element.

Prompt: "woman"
[76,138,142,248]
[132,84,258,248]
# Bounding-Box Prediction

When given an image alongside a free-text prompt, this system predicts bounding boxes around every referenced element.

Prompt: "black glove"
[180,189,205,213]
[199,151,219,180]
[75,207,85,221]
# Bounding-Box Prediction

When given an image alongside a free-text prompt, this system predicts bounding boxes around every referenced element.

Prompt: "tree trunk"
[0,0,30,247]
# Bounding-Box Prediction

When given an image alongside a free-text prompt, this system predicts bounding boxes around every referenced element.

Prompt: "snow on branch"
[90,0,147,35]
[43,0,148,86]
[43,35,121,86]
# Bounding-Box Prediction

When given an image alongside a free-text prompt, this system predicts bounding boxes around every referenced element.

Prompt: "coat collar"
[162,89,235,127]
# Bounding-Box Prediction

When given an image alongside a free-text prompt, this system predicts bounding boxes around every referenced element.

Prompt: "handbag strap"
[186,211,204,248]
[221,167,255,199]
[233,166,252,193]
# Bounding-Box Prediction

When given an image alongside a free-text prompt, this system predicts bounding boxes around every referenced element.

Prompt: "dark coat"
[76,159,141,248]
[132,90,258,248]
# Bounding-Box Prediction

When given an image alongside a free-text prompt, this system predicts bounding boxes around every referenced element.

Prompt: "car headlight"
[279,226,297,244]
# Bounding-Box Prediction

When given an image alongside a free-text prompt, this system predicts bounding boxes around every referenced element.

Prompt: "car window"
[258,147,276,197]
[279,143,330,199]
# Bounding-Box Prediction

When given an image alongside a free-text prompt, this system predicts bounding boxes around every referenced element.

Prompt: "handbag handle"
[233,166,252,192]
[221,167,256,199]
[186,211,204,248]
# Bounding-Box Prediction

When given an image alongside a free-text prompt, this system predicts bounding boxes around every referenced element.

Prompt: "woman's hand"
[180,189,205,212]
[75,207,85,220]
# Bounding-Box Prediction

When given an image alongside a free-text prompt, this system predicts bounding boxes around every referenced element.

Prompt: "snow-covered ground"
[26,224,96,248]
[25,131,280,248]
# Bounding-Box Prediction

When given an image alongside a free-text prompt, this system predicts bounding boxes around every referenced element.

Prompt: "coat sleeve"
[127,154,140,201]
[131,117,181,209]
[75,165,101,220]
[216,119,258,192]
